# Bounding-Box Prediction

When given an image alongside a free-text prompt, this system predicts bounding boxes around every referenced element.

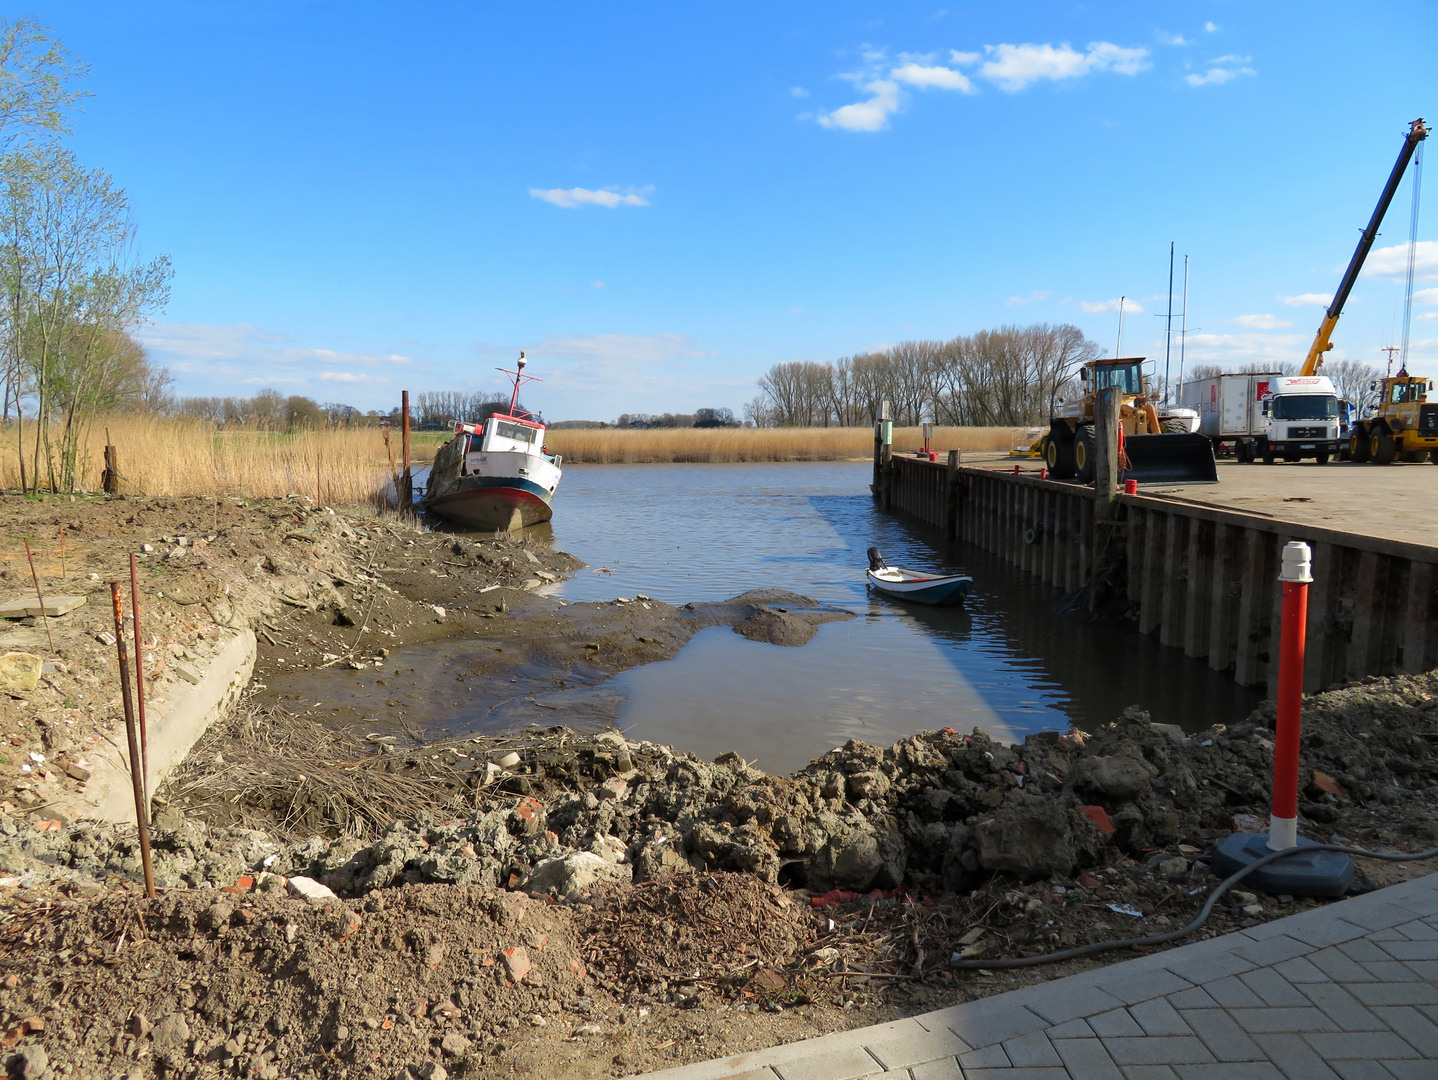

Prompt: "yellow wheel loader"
[1042,357,1217,485]
[1349,374,1438,464]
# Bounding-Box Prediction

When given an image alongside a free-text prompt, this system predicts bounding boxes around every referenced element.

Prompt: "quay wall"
[875,453,1438,696]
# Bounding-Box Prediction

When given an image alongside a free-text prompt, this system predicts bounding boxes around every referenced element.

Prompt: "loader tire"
[1074,426,1097,484]
[1161,418,1189,434]
[1372,432,1397,465]
[1431,449,1438,465]
[1350,430,1371,463]
[1045,432,1076,479]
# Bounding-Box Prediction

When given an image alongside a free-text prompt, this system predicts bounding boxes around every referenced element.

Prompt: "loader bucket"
[1119,432,1218,485]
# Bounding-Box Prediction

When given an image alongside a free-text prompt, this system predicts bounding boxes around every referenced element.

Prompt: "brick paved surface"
[628,873,1438,1080]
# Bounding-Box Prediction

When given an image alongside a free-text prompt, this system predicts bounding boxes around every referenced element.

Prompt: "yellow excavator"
[1298,118,1434,464]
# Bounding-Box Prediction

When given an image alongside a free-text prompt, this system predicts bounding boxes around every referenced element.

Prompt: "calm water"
[514,461,1264,773]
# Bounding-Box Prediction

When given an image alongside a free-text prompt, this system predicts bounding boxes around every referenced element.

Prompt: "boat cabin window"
[491,420,538,445]
[1092,362,1143,395]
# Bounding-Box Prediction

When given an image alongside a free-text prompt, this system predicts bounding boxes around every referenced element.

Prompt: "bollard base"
[1211,832,1354,897]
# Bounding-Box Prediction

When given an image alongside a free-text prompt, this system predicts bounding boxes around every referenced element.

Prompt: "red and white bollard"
[1211,539,1352,894]
[1269,541,1312,851]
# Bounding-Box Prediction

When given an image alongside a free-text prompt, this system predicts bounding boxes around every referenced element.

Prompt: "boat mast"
[494,351,543,420]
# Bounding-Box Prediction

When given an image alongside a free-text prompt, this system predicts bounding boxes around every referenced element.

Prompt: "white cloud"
[138,322,413,403]
[978,41,1150,92]
[1362,240,1438,282]
[591,280,606,289]
[949,50,980,65]
[1081,298,1144,314]
[1413,287,1438,305]
[818,78,901,131]
[1157,31,1189,46]
[1184,331,1308,367]
[535,333,712,365]
[1205,21,1219,32]
[1186,55,1255,87]
[891,61,974,92]
[528,186,651,209]
[789,86,810,98]
[1233,313,1292,329]
[1006,290,1053,306]
[1281,293,1333,307]
[319,372,387,383]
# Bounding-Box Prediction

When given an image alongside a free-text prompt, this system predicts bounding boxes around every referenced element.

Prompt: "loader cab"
[1388,379,1429,405]
[1087,359,1145,396]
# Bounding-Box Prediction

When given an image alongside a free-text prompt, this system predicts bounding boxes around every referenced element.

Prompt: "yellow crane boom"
[1300,118,1429,377]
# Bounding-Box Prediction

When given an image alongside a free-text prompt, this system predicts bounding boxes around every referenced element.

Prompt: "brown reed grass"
[545,425,1016,463]
[0,417,1019,500]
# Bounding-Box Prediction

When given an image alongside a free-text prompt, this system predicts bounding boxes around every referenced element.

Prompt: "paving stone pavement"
[628,872,1438,1080]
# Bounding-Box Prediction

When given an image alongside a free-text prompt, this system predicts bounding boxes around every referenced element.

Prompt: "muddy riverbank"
[4,494,1438,1079]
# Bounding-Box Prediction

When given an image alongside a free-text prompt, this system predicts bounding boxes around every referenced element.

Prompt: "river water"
[523,461,1261,773]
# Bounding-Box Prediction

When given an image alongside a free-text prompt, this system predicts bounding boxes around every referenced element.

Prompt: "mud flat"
[4,493,1438,1078]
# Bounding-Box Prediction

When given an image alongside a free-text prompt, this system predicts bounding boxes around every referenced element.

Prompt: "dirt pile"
[0,493,580,818]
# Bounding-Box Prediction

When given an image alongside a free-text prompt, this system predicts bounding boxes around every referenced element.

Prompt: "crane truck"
[1302,118,1431,466]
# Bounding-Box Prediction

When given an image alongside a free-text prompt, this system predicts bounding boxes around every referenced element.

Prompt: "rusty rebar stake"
[59,526,65,580]
[129,553,149,796]
[22,540,53,652]
[109,581,156,898]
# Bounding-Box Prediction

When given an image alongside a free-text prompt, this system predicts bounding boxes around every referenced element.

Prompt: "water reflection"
[532,462,1261,772]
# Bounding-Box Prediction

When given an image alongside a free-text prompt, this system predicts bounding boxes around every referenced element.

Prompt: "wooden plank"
[1206,523,1236,673]
[1402,560,1437,673]
[1183,517,1211,660]
[1346,550,1383,681]
[1159,514,1187,648]
[1233,527,1269,688]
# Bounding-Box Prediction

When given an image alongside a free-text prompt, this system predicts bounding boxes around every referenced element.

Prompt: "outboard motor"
[867,546,887,571]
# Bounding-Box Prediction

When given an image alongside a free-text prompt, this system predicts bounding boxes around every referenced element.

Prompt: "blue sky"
[35,0,1438,420]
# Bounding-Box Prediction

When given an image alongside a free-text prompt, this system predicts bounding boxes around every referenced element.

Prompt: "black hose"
[952,841,1438,970]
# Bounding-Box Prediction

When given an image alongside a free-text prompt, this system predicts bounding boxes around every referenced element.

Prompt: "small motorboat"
[865,547,972,606]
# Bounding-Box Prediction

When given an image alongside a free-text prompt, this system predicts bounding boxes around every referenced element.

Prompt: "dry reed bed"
[545,424,1015,463]
[0,418,1018,497]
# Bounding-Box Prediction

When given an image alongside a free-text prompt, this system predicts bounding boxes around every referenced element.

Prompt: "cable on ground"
[951,841,1438,970]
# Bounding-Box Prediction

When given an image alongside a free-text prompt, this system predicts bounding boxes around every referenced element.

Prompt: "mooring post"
[944,449,959,538]
[400,390,413,510]
[1093,385,1120,510]
[872,421,882,496]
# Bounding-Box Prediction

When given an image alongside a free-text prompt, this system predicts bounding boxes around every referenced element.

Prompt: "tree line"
[745,324,1100,428]
[0,20,173,492]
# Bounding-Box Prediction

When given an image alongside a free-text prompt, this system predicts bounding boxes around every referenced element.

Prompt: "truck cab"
[1256,375,1341,463]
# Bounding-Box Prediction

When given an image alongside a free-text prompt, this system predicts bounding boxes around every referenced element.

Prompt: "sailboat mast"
[1164,242,1175,404]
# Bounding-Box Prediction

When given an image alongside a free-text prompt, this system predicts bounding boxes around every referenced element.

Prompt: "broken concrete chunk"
[175,664,203,685]
[286,875,341,905]
[0,653,42,693]
[0,594,86,618]
[518,851,630,897]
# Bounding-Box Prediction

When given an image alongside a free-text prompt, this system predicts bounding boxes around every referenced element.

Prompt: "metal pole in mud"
[401,390,412,510]
[129,553,149,797]
[22,540,53,652]
[109,581,157,897]
[1269,541,1312,852]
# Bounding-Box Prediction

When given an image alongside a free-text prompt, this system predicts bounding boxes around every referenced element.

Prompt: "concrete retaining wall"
[54,629,256,824]
[878,455,1438,695]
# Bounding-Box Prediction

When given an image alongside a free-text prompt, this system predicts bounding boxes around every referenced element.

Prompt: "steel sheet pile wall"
[877,456,1438,694]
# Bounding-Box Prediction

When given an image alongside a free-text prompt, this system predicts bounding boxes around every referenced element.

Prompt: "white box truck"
[1180,372,1341,464]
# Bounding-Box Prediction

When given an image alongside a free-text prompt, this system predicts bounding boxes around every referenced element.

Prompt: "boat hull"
[866,569,973,606]
[425,476,554,531]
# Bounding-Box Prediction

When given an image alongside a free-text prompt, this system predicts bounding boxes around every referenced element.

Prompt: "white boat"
[865,547,972,606]
[421,353,562,530]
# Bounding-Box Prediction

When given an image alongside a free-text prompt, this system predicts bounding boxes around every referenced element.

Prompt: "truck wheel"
[1350,430,1371,462]
[1261,440,1275,465]
[1235,440,1250,463]
[1315,450,1330,464]
[1372,433,1397,464]
[1045,433,1076,479]
[1074,426,1097,484]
